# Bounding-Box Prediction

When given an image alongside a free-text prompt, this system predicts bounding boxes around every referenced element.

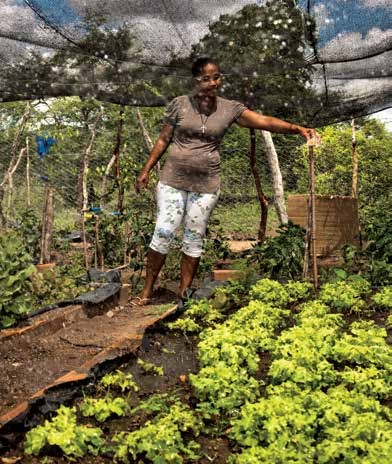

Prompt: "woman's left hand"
[297,126,321,145]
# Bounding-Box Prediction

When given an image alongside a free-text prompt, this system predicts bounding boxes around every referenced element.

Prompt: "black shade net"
[0,0,391,126]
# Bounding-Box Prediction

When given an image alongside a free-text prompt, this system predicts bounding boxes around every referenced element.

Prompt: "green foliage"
[99,370,139,393]
[294,119,392,227]
[188,1,318,122]
[24,405,105,458]
[130,393,173,416]
[249,279,290,307]
[229,285,392,464]
[247,221,305,280]
[167,317,202,335]
[319,279,371,313]
[137,358,164,376]
[315,386,392,464]
[30,270,90,307]
[372,286,392,310]
[197,222,231,278]
[191,300,288,419]
[0,232,35,328]
[80,395,130,422]
[110,402,201,463]
[338,366,392,399]
[249,279,312,307]
[14,209,41,259]
[284,281,313,302]
[331,321,391,368]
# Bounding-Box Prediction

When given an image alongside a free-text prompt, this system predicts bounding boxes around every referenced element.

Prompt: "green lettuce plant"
[24,405,105,458]
[80,395,130,422]
[372,286,392,310]
[99,370,139,392]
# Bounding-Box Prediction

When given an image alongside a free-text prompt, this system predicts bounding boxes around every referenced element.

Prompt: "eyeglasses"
[195,73,223,83]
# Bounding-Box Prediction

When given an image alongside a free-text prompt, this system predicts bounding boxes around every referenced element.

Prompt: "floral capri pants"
[149,181,220,258]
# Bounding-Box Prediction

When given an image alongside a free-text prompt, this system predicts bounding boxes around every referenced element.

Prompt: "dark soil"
[9,327,233,464]
[0,286,177,417]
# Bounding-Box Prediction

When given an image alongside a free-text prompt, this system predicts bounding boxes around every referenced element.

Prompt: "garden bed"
[0,285,177,420]
[1,277,391,463]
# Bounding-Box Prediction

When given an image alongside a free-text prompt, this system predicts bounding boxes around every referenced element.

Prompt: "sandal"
[129,296,152,307]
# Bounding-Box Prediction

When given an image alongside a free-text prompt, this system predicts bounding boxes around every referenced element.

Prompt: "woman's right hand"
[135,170,149,193]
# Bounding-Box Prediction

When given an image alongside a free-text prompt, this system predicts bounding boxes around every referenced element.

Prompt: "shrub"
[0,232,35,328]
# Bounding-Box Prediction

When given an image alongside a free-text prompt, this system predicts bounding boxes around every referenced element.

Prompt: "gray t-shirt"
[159,94,247,193]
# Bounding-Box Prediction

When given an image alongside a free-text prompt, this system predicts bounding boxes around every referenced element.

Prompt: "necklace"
[199,112,210,135]
[193,95,215,135]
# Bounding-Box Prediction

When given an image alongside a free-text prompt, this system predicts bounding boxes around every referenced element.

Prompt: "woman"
[131,57,318,306]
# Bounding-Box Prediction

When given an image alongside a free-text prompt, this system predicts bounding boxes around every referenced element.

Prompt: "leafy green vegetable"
[137,358,164,376]
[373,286,392,310]
[319,279,371,313]
[24,405,105,458]
[80,395,130,422]
[99,370,139,392]
[110,403,201,463]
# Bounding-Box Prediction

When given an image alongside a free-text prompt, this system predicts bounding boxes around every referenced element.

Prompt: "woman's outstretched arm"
[236,109,319,142]
[135,124,174,193]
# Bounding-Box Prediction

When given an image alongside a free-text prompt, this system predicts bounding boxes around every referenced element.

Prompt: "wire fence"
[1,97,387,274]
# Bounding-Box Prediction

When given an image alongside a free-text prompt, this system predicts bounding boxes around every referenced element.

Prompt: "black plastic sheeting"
[0,1,390,125]
[18,268,121,323]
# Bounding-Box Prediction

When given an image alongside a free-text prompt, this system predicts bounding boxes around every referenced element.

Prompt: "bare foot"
[129,296,152,307]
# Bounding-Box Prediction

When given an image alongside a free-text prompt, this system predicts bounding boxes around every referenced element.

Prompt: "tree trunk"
[79,108,103,212]
[7,146,27,213]
[249,129,269,242]
[0,103,31,227]
[261,130,288,224]
[100,153,116,209]
[136,109,161,173]
[114,106,125,212]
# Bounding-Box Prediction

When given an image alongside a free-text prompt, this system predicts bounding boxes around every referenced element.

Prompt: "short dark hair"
[191,57,218,77]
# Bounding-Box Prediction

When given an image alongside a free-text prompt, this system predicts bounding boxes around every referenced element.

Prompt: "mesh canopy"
[0,0,391,125]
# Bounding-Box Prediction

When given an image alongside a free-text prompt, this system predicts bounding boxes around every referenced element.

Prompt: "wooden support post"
[115,106,125,212]
[81,213,89,270]
[39,184,54,264]
[249,129,269,242]
[94,215,104,271]
[351,117,358,199]
[308,144,318,290]
[26,137,31,207]
[124,221,130,265]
